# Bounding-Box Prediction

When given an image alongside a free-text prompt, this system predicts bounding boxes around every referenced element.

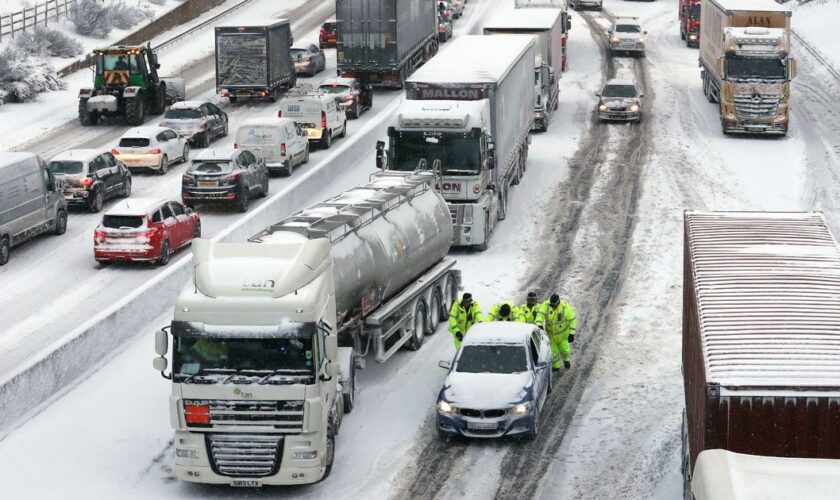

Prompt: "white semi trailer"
[153,171,460,486]
[380,35,535,251]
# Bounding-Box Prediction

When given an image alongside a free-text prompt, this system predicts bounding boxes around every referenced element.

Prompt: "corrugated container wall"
[683,211,840,475]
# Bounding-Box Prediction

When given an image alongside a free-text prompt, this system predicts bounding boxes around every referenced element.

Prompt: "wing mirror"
[438,360,451,370]
[155,329,168,356]
[487,183,497,192]
[535,361,549,370]
[325,334,338,360]
[326,362,340,378]
[639,93,645,98]
[375,140,386,169]
[486,142,496,169]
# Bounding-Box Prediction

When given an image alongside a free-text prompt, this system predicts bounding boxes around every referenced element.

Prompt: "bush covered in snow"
[146,0,167,5]
[69,0,112,38]
[109,1,155,31]
[13,26,83,59]
[0,48,64,103]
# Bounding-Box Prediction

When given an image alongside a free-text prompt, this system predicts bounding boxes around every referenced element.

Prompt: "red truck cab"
[679,0,701,48]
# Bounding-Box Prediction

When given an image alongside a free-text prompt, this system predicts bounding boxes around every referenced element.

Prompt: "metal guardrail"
[0,0,76,43]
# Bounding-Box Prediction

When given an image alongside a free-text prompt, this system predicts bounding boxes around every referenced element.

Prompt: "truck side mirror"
[375,140,386,169]
[327,362,340,378]
[153,356,168,373]
[789,58,797,79]
[566,19,571,31]
[715,56,724,75]
[325,334,338,360]
[155,63,161,69]
[550,72,556,86]
[487,183,497,192]
[155,329,168,356]
[486,143,496,169]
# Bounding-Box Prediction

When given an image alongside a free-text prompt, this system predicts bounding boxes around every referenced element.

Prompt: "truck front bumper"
[448,203,488,248]
[722,116,788,135]
[686,32,699,47]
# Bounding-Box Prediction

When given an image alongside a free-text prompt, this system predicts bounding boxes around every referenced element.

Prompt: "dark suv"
[181,148,269,212]
[49,149,132,212]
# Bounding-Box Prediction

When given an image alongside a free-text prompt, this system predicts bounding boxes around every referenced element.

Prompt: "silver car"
[159,101,229,148]
[596,79,644,123]
[291,44,327,77]
[608,17,647,57]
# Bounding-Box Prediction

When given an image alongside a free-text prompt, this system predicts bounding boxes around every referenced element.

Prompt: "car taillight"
[94,229,105,242]
[184,404,211,425]
[277,110,282,118]
[233,143,238,149]
[222,172,241,185]
[111,148,120,155]
[148,148,161,155]
[321,110,327,129]
[281,143,286,156]
[82,177,94,187]
[182,174,195,185]
[220,90,229,97]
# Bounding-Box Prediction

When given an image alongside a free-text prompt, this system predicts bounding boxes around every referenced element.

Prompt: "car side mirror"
[155,63,161,69]
[438,360,451,370]
[155,329,168,356]
[487,183,497,192]
[535,361,548,370]
[607,30,613,34]
[639,93,645,98]
[595,92,601,97]
[644,31,648,35]
[325,334,338,360]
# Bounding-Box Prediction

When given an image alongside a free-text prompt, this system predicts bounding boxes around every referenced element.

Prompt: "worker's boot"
[564,360,571,369]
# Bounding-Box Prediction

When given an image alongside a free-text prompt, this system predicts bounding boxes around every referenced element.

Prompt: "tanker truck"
[379,35,535,251]
[484,8,565,131]
[699,0,796,136]
[152,171,460,487]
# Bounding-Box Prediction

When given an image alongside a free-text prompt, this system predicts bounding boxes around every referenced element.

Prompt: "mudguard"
[123,86,143,97]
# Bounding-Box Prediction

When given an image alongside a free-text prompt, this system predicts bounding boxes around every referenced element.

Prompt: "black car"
[160,101,229,148]
[181,148,269,212]
[49,149,132,212]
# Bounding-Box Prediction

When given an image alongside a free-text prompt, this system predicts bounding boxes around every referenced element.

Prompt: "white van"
[234,118,310,176]
[277,92,347,150]
[0,152,68,265]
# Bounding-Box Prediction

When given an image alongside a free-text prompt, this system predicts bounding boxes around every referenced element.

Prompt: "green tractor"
[78,43,185,126]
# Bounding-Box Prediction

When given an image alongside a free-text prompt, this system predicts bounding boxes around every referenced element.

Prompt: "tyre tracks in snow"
[394,10,652,499]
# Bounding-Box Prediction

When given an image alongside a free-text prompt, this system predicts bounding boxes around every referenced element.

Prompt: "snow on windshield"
[457,345,528,374]
[603,85,638,98]
[616,24,641,34]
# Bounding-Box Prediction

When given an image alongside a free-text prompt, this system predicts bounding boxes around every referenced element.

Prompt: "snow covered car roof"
[484,8,563,31]
[614,16,640,25]
[709,0,791,14]
[49,149,102,163]
[238,117,296,128]
[319,77,355,87]
[121,126,173,139]
[604,79,638,88]
[462,322,536,346]
[105,198,166,216]
[192,148,237,161]
[407,35,535,84]
[168,101,208,110]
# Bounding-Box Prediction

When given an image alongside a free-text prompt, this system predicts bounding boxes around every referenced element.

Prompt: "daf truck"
[682,211,840,499]
[336,0,438,88]
[379,35,535,251]
[699,0,795,135]
[215,19,296,103]
[484,8,564,131]
[153,171,460,486]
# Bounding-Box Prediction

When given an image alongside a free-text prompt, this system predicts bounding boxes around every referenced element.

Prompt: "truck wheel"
[343,365,355,413]
[321,433,335,481]
[476,217,490,252]
[53,210,67,235]
[89,187,104,213]
[79,101,99,126]
[125,97,145,126]
[406,301,427,351]
[443,276,457,320]
[0,236,10,266]
[429,288,443,331]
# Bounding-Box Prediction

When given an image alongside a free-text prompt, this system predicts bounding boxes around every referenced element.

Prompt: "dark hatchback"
[181,148,269,212]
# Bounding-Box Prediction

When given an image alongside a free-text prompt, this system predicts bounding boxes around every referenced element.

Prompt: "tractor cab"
[92,45,160,89]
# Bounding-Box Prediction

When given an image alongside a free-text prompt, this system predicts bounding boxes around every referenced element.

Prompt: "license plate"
[198,181,217,188]
[306,129,322,139]
[231,479,261,488]
[467,421,497,430]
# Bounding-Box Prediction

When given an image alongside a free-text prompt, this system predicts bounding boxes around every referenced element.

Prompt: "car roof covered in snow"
[605,78,637,87]
[614,16,640,25]
[169,101,209,110]
[407,35,534,85]
[318,77,355,87]
[105,198,166,216]
[193,148,237,161]
[462,322,536,346]
[484,8,563,31]
[237,117,296,128]
[122,126,171,138]
[216,18,289,29]
[49,149,102,163]
[708,0,791,14]
[685,211,840,388]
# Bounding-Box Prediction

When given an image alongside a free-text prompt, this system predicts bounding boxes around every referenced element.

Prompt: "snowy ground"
[4,0,840,498]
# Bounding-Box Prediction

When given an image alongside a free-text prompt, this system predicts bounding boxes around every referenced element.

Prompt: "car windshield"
[602,84,638,98]
[118,138,150,148]
[456,345,528,374]
[690,4,701,18]
[165,108,202,119]
[102,215,145,229]
[319,84,350,94]
[49,161,84,175]
[726,55,787,81]
[173,335,316,383]
[189,161,233,174]
[616,24,641,33]
[391,133,481,175]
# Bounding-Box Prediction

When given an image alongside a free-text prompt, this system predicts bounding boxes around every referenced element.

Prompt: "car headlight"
[510,402,531,415]
[292,450,318,460]
[638,37,646,44]
[630,104,640,112]
[599,104,608,111]
[611,36,620,43]
[437,400,456,415]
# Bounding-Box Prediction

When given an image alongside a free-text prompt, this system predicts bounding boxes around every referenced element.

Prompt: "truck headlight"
[610,36,620,43]
[510,402,531,415]
[598,104,608,111]
[688,34,698,40]
[726,113,736,121]
[176,448,198,459]
[437,400,456,415]
[462,205,473,225]
[292,450,318,460]
[630,104,640,112]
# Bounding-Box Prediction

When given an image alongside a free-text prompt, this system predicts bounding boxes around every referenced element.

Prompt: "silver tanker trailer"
[152,171,459,487]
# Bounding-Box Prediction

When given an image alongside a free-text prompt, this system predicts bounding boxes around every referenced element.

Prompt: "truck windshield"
[690,4,700,18]
[391,133,481,175]
[173,335,316,383]
[456,345,528,374]
[726,55,786,81]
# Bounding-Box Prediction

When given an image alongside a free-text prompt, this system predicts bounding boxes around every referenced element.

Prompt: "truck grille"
[449,205,459,225]
[207,434,283,477]
[185,399,304,432]
[733,93,780,117]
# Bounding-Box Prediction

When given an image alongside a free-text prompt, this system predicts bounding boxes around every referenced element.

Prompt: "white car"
[608,17,647,57]
[278,92,347,150]
[113,126,190,175]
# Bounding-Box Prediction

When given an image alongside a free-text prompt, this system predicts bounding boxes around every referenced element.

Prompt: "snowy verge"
[0,96,401,439]
[792,0,840,73]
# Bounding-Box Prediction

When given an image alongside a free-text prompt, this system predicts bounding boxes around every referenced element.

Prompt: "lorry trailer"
[699,0,795,135]
[336,0,438,88]
[154,171,460,486]
[682,211,840,499]
[215,19,296,102]
[384,35,535,251]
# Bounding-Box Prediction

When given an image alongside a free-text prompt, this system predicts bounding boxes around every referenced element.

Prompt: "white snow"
[406,35,534,84]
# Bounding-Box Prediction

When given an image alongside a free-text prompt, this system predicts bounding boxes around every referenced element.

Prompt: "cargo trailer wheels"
[406,301,427,351]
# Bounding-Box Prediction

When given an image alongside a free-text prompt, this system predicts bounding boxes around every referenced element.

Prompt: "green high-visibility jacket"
[487,301,519,322]
[536,299,576,338]
[517,303,540,324]
[449,299,483,337]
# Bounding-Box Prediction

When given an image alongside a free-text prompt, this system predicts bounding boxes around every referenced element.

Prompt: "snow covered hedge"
[69,0,159,38]
[0,48,64,103]
[13,26,83,58]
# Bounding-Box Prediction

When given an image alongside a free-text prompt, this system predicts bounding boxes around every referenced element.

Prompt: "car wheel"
[157,239,170,266]
[284,159,293,177]
[201,132,211,148]
[222,122,229,137]
[0,236,10,266]
[303,145,310,164]
[158,155,169,175]
[193,221,201,238]
[343,365,355,413]
[89,188,104,213]
[406,301,427,351]
[339,122,347,138]
[122,177,132,198]
[182,144,190,163]
[351,102,360,120]
[321,130,332,149]
[525,408,539,441]
[53,210,67,235]
[237,189,249,213]
[260,175,270,196]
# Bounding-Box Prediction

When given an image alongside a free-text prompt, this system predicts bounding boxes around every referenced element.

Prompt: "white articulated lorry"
[153,171,460,487]
[378,35,535,251]
[484,8,565,132]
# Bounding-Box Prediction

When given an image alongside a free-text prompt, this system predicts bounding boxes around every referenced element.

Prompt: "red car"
[94,198,200,266]
[319,21,337,48]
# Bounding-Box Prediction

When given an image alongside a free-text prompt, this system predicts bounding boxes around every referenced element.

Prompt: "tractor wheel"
[152,84,166,115]
[79,100,99,126]
[125,97,145,126]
